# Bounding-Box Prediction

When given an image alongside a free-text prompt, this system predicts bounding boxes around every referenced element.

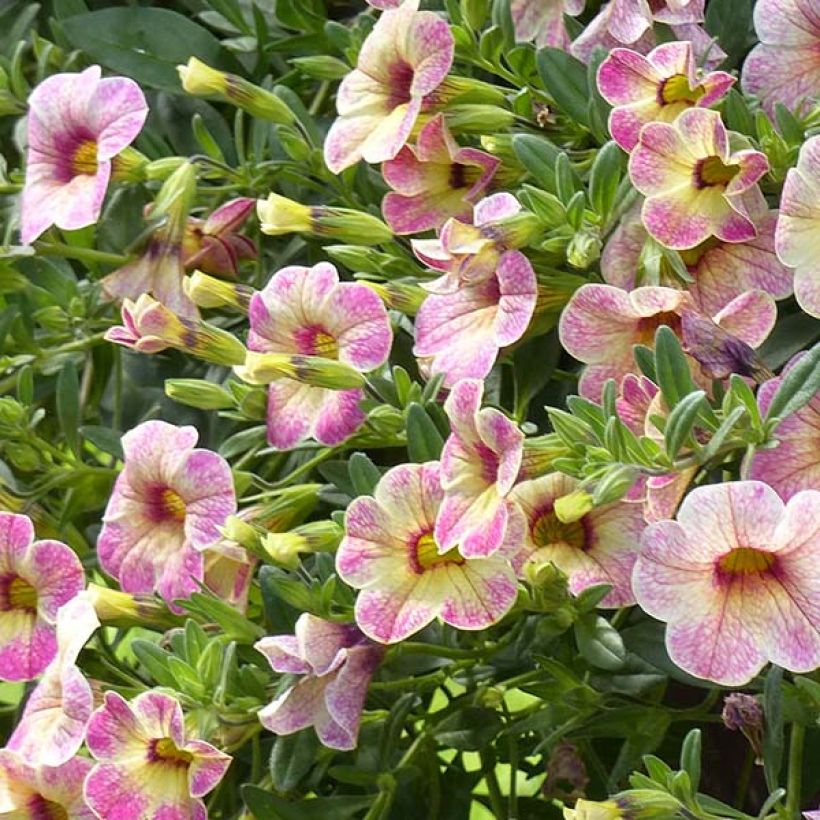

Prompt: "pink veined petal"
[437,558,518,630]
[83,762,155,820]
[474,192,521,226]
[183,740,232,797]
[85,691,147,761]
[493,250,537,346]
[87,76,149,160]
[265,380,325,450]
[712,289,776,348]
[353,572,439,643]
[325,282,393,371]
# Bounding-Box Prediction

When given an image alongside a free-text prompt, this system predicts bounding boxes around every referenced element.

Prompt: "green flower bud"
[165,379,236,410]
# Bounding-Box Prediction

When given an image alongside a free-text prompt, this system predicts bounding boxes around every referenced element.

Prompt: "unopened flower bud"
[554,489,594,523]
[220,515,263,551]
[185,271,253,312]
[165,379,235,410]
[111,146,149,182]
[144,157,189,181]
[444,104,516,134]
[262,520,343,568]
[519,434,571,479]
[567,229,602,270]
[290,55,350,81]
[235,350,366,390]
[363,281,426,315]
[436,76,508,107]
[86,582,177,629]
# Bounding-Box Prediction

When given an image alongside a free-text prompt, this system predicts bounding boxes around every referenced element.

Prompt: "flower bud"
[290,55,350,81]
[554,489,594,523]
[184,271,253,312]
[144,157,189,181]
[567,229,602,270]
[220,515,263,551]
[519,434,572,479]
[235,350,366,390]
[262,520,343,569]
[111,146,149,182]
[444,104,516,133]
[363,281,426,315]
[563,799,623,820]
[435,75,507,107]
[86,582,178,629]
[165,379,236,410]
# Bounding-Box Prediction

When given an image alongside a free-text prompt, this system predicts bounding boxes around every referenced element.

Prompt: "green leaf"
[763,665,784,792]
[704,0,754,70]
[131,640,179,688]
[405,402,444,462]
[536,46,590,126]
[348,452,382,496]
[664,390,707,458]
[512,134,561,192]
[433,707,503,750]
[80,425,124,460]
[60,7,236,93]
[654,325,698,407]
[574,613,626,671]
[699,405,745,462]
[270,729,320,792]
[764,343,820,425]
[589,141,623,220]
[242,786,374,820]
[56,362,80,456]
[680,729,702,793]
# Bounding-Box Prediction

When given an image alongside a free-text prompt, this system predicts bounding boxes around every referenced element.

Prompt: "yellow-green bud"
[235,351,366,390]
[111,146,149,182]
[444,104,516,133]
[145,157,189,181]
[184,271,253,312]
[554,489,594,523]
[86,582,177,629]
[262,520,343,568]
[363,281,426,316]
[165,379,235,410]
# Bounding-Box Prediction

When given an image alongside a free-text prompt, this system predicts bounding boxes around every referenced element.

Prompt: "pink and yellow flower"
[7,593,99,766]
[247,262,392,449]
[97,420,237,609]
[601,201,793,316]
[20,66,148,244]
[182,197,257,278]
[84,690,231,819]
[203,539,257,615]
[774,134,820,318]
[633,481,820,685]
[336,461,519,644]
[255,614,383,751]
[0,751,94,819]
[381,114,499,234]
[0,512,84,682]
[435,379,526,558]
[559,283,776,400]
[512,473,646,607]
[511,0,585,49]
[597,42,734,152]
[628,108,769,250]
[324,0,454,173]
[413,250,537,387]
[747,354,820,501]
[741,0,820,116]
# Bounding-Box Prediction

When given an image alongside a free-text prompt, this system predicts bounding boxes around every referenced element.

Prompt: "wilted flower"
[633,481,820,685]
[436,378,526,558]
[255,614,384,750]
[774,134,820,318]
[20,66,148,243]
[597,42,734,152]
[182,197,256,277]
[544,741,589,801]
[7,593,99,766]
[324,0,454,172]
[381,114,499,234]
[414,250,537,387]
[336,461,519,643]
[722,693,764,762]
[0,751,94,818]
[84,690,231,819]
[0,512,84,682]
[97,420,237,609]
[512,472,646,607]
[747,354,820,500]
[558,283,775,399]
[741,0,820,116]
[511,0,585,49]
[245,262,392,449]
[628,108,769,250]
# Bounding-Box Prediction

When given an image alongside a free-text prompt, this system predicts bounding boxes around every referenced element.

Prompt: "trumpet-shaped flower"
[256,614,384,750]
[97,420,237,609]
[629,108,769,250]
[0,512,84,682]
[7,593,99,767]
[633,481,820,685]
[747,355,820,500]
[601,201,793,316]
[414,250,537,387]
[436,379,526,558]
[336,462,519,643]
[203,540,257,614]
[84,690,231,819]
[741,0,820,116]
[559,283,776,400]
[597,42,734,152]
[324,0,454,173]
[247,263,392,449]
[20,66,148,244]
[0,751,94,819]
[512,473,646,607]
[511,0,585,49]
[774,134,820,318]
[182,197,256,278]
[381,115,499,234]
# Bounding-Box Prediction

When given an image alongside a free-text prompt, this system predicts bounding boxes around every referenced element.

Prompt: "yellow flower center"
[413,532,465,572]
[695,156,740,188]
[637,310,683,345]
[311,330,339,359]
[658,74,705,105]
[72,139,99,176]
[718,547,776,575]
[150,737,193,766]
[531,510,586,550]
[159,488,187,522]
[0,574,37,612]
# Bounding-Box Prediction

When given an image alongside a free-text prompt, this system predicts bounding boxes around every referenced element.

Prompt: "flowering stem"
[34,241,129,267]
[785,722,805,819]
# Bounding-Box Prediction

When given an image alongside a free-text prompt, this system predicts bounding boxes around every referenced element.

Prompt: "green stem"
[479,748,507,820]
[785,723,805,819]
[34,242,129,266]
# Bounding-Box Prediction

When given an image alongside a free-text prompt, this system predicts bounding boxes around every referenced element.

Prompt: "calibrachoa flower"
[633,482,820,685]
[20,65,148,244]
[774,134,820,318]
[97,420,237,608]
[747,354,820,500]
[628,108,769,250]
[324,0,454,173]
[381,114,499,234]
[597,42,734,152]
[435,378,526,558]
[601,201,793,316]
[510,0,585,49]
[255,614,384,750]
[7,593,99,766]
[203,539,257,614]
[511,472,646,607]
[413,250,537,387]
[0,751,94,819]
[181,197,256,278]
[0,512,84,682]
[247,262,392,449]
[559,283,776,400]
[741,0,820,116]
[84,690,231,819]
[336,461,519,643]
